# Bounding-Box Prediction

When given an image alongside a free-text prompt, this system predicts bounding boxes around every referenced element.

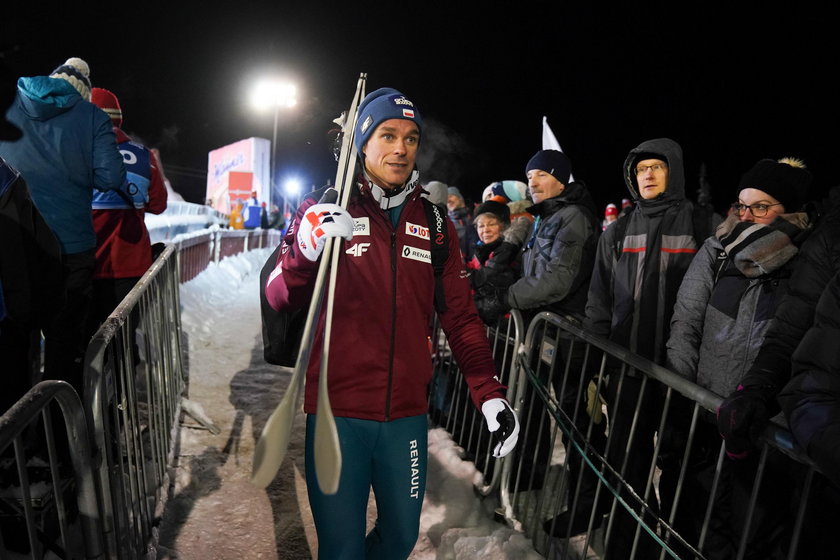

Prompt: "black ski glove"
[474,287,510,325]
[717,384,776,459]
[481,398,520,458]
[486,241,520,269]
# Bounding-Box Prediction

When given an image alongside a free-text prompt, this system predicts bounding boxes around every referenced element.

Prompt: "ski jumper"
[266,173,507,558]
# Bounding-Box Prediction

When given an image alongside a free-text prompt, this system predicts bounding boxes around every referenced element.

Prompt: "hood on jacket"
[14,76,82,122]
[622,138,685,203]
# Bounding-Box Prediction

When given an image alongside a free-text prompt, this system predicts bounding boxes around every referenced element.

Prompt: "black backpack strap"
[422,198,449,313]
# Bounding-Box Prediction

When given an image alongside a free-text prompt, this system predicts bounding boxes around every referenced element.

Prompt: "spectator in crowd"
[260,202,269,229]
[466,198,520,303]
[717,182,840,458]
[243,191,262,229]
[781,269,840,483]
[0,71,63,413]
[87,87,167,330]
[619,197,633,217]
[0,57,125,393]
[477,150,600,324]
[475,149,605,533]
[482,180,527,202]
[584,138,719,558]
[482,179,532,223]
[602,202,618,230]
[267,203,284,230]
[229,199,245,229]
[666,157,814,559]
[446,185,476,261]
[779,270,840,560]
[264,86,519,559]
[712,181,840,559]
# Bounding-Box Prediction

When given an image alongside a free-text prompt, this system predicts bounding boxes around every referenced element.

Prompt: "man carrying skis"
[264,87,519,559]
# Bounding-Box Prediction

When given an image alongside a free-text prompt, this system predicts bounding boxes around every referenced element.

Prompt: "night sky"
[3,4,838,214]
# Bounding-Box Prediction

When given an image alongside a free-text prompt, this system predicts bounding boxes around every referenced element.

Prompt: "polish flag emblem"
[403,109,415,118]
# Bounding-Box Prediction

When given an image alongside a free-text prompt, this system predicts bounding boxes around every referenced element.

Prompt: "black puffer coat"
[779,269,840,487]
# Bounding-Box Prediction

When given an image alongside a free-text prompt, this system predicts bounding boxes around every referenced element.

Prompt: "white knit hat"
[50,57,92,101]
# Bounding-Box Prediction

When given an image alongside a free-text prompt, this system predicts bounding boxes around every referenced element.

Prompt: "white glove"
[481,398,520,458]
[296,203,354,261]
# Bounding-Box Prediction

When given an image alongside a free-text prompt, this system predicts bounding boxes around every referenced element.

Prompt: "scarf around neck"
[715,212,811,277]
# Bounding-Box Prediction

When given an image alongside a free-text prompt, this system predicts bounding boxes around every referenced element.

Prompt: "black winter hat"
[473,199,510,224]
[525,150,571,185]
[738,158,812,212]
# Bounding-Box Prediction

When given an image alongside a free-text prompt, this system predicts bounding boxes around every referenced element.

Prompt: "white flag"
[542,117,574,182]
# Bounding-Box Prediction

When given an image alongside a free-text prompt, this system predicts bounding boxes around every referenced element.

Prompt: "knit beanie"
[354,87,423,153]
[474,199,510,224]
[525,150,571,185]
[483,180,528,203]
[447,186,464,202]
[605,203,618,217]
[50,57,92,101]
[90,87,122,127]
[738,157,812,212]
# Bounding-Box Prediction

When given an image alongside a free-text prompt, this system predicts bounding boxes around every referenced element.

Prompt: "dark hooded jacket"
[585,138,720,364]
[508,180,599,319]
[0,76,125,254]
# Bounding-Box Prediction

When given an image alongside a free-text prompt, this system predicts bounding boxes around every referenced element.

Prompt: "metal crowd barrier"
[0,381,104,559]
[428,310,831,560]
[173,228,282,283]
[427,309,525,494]
[83,242,185,558]
[0,228,280,558]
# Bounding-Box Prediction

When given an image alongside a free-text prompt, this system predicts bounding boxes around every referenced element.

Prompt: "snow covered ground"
[157,247,544,559]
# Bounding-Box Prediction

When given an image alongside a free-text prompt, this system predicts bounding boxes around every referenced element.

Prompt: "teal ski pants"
[305,414,428,559]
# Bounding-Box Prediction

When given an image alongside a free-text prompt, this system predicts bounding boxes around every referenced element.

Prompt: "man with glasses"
[583,138,720,558]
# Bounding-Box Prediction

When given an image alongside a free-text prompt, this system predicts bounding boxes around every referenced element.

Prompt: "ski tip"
[250,438,280,488]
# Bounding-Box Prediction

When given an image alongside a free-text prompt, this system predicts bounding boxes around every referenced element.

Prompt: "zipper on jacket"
[384,229,398,420]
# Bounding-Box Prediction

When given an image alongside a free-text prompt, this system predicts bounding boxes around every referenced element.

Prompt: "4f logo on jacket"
[346,243,371,257]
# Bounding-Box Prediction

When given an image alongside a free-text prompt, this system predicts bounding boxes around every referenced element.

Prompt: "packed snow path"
[155,249,543,559]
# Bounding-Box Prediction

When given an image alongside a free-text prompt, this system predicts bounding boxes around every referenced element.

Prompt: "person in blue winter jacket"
[0,57,125,393]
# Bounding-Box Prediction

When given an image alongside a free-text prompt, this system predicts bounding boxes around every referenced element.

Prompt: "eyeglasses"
[635,163,668,175]
[731,202,782,217]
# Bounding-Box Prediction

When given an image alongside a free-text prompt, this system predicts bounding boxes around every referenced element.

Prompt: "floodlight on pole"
[250,79,298,213]
[284,179,302,216]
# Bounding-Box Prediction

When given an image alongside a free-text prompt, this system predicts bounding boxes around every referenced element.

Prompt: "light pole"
[250,80,297,215]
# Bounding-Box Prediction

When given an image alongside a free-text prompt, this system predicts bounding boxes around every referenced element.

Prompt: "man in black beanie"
[473,148,608,531]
